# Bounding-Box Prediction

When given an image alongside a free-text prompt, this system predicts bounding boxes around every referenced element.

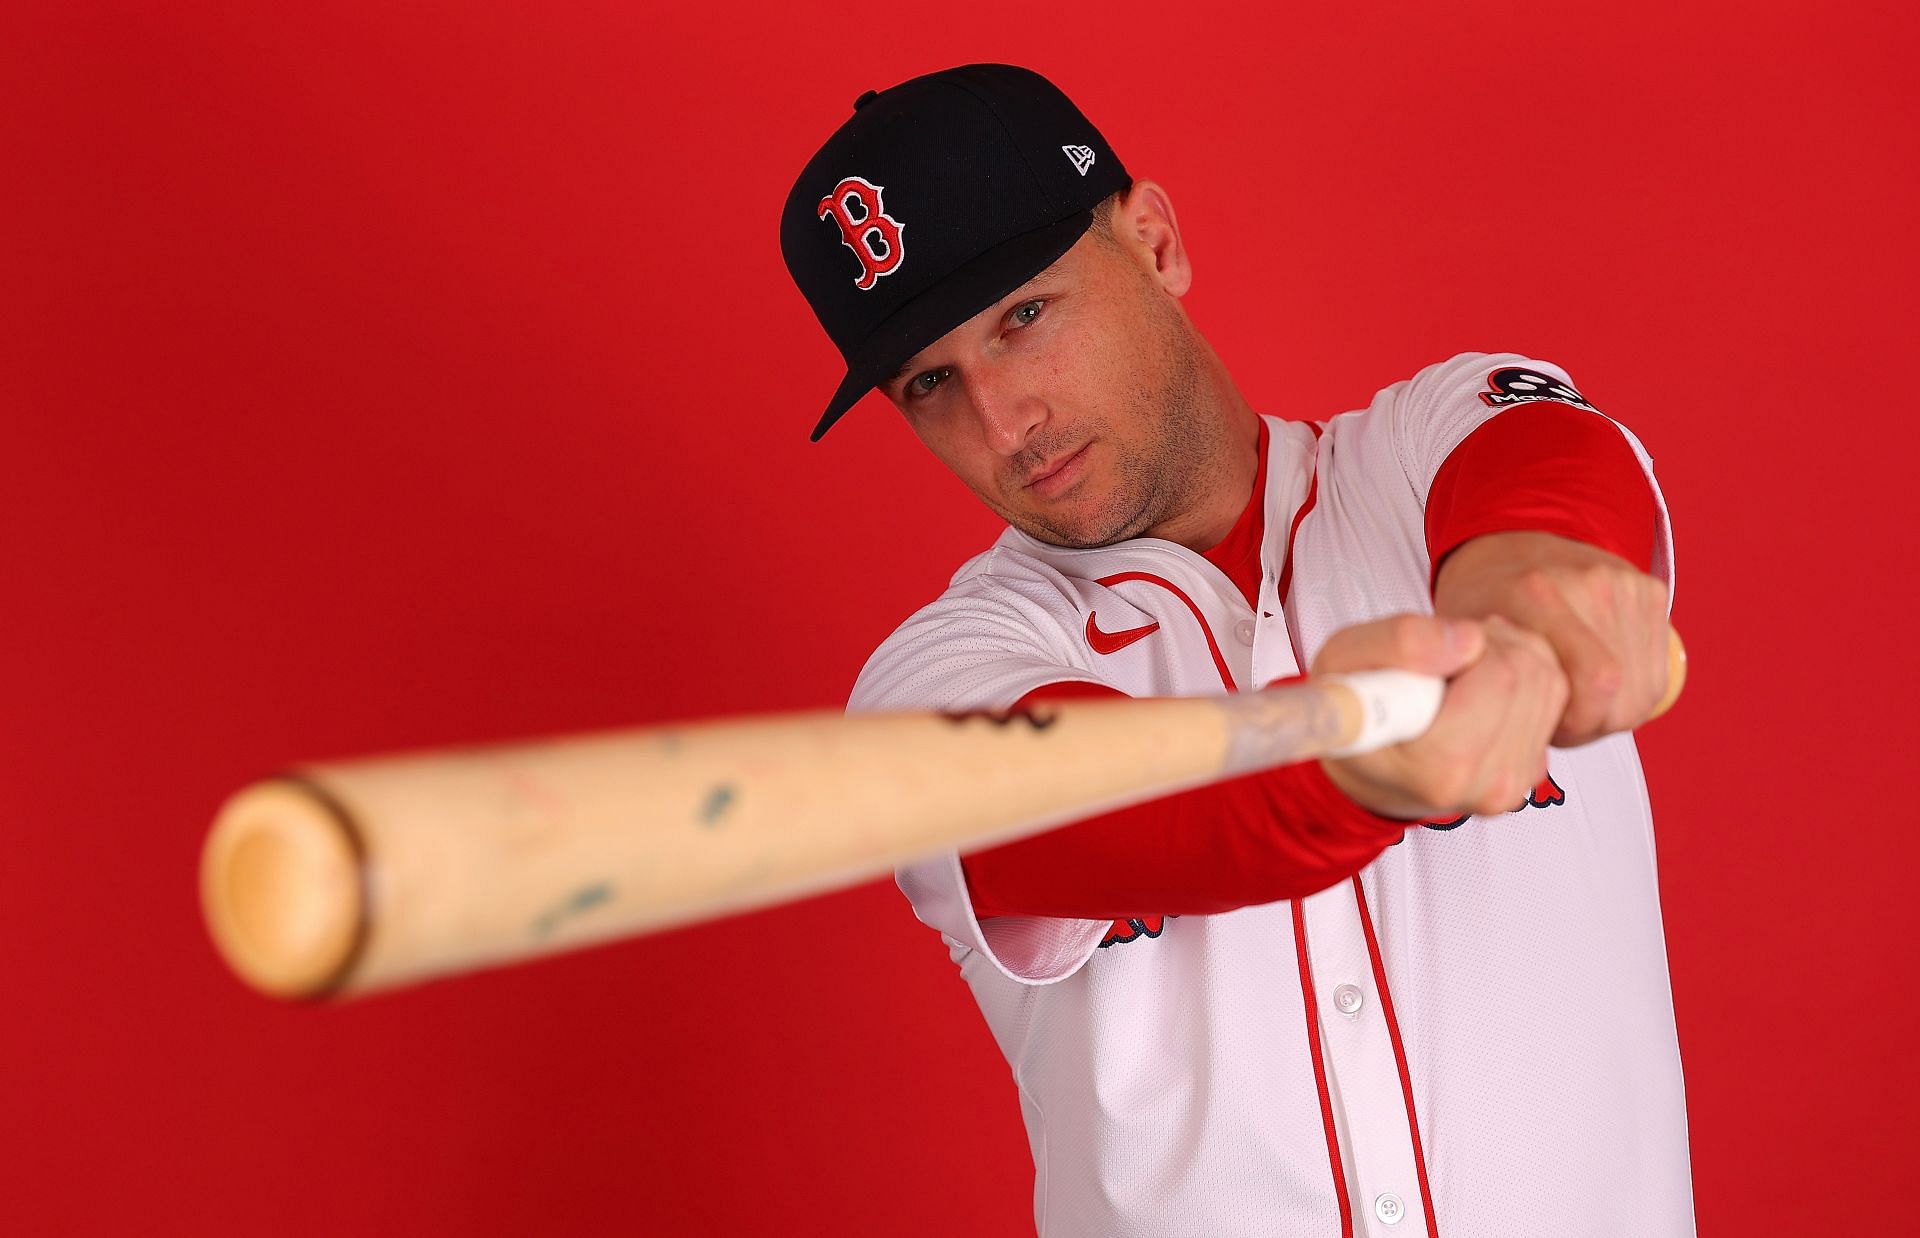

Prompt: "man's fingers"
[1311,613,1486,679]
[1449,617,1568,814]
[1441,546,1673,747]
[1316,614,1563,820]
[1530,614,1626,746]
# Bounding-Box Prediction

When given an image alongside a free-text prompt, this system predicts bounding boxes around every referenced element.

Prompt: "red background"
[6,2,1916,1233]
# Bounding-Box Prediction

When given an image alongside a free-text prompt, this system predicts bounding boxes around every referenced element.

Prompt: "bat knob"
[200,778,365,1000]
[1648,628,1688,722]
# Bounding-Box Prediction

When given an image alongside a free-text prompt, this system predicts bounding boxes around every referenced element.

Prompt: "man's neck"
[1140,359,1264,552]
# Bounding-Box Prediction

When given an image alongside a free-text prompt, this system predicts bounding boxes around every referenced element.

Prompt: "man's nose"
[968,369,1046,457]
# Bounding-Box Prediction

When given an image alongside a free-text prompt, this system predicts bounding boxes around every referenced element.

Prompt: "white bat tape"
[1319,670,1445,757]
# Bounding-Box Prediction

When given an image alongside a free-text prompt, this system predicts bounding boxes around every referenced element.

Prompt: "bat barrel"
[197,687,1372,1000]
[197,638,1683,1002]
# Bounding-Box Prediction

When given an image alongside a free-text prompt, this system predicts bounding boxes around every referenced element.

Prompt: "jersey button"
[1233,618,1256,646]
[1374,1193,1406,1225]
[1333,983,1364,1016]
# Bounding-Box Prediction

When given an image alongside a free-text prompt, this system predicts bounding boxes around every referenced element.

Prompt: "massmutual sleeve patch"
[1478,366,1602,413]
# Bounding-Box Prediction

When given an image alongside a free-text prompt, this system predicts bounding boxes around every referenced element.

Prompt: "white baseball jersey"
[849,353,1694,1236]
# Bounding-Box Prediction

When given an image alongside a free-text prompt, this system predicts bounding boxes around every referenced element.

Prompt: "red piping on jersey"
[1266,421,1323,671]
[1293,899,1355,1238]
[1286,424,1352,1228]
[1093,572,1238,691]
[1273,423,1324,651]
[1352,877,1442,1236]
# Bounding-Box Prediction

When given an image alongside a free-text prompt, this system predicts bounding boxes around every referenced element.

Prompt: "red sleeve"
[959,678,1412,921]
[1425,402,1657,587]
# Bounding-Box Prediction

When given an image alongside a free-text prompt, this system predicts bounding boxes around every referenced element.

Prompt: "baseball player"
[781,65,1692,1236]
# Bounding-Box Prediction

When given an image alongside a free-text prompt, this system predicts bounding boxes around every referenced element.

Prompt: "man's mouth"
[1026,443,1092,498]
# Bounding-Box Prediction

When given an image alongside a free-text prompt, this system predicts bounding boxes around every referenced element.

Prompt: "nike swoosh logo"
[1086,612,1160,655]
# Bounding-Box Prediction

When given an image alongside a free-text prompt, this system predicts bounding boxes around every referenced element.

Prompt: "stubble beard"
[999,308,1220,550]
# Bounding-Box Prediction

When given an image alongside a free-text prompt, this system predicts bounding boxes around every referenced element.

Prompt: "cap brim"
[809,209,1094,441]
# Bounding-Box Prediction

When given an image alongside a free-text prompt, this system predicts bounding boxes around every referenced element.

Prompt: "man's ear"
[1111,180,1192,297]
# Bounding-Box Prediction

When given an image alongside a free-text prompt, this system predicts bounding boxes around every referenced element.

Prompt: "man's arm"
[962,675,1419,921]
[963,612,1558,918]
[1425,400,1669,747]
[1322,400,1671,817]
[967,396,1668,916]
[1432,533,1669,748]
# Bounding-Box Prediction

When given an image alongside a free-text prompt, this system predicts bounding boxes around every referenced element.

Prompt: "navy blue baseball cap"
[781,65,1131,441]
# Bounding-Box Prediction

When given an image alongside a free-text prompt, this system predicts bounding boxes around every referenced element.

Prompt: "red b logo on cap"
[817,176,905,291]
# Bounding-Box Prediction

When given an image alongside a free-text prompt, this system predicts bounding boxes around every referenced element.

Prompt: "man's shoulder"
[1318,351,1600,474]
[873,534,1098,654]
[936,525,1178,597]
[1326,351,1580,422]
[846,533,1141,713]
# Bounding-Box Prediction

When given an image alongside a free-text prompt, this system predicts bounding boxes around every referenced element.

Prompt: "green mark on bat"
[699,782,736,827]
[530,882,614,939]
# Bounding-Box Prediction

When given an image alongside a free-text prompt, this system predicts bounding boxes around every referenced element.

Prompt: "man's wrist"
[1313,756,1435,827]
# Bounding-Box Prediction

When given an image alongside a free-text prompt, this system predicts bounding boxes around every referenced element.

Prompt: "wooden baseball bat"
[201,632,1686,1001]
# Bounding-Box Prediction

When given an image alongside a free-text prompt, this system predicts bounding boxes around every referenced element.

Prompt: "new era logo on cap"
[1062,144,1096,175]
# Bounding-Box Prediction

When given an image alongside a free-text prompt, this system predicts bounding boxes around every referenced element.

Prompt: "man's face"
[879,212,1222,549]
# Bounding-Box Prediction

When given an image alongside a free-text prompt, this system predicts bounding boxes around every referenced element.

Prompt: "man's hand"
[1433,531,1670,748]
[1313,614,1570,821]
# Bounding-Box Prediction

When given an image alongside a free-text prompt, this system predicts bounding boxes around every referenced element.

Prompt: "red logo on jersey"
[1418,770,1567,832]
[1099,916,1171,948]
[1086,612,1160,655]
[1527,771,1567,808]
[816,176,905,290]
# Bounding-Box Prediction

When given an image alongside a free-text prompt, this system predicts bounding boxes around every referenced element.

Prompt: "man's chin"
[1007,506,1146,551]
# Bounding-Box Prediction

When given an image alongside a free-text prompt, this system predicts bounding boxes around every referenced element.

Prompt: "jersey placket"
[1265,416,1432,1233]
[1301,882,1433,1236]
[1252,418,1319,687]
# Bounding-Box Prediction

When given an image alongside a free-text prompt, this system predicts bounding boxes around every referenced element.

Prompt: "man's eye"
[909,368,951,398]
[1010,300,1045,327]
